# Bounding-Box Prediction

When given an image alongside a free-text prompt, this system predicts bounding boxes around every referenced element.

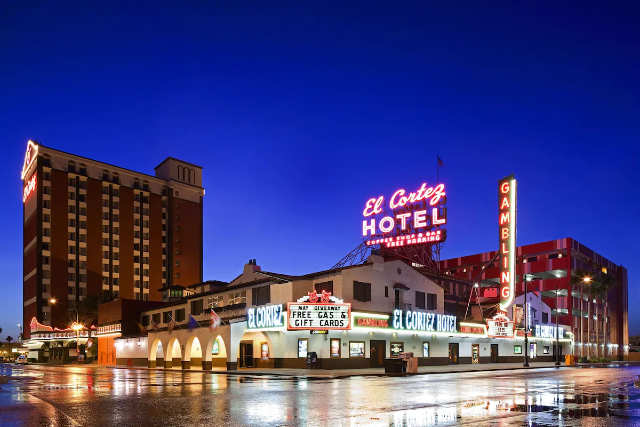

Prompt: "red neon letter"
[363,196,383,217]
[432,207,446,225]
[499,211,510,225]
[396,213,411,230]
[362,219,375,236]
[389,189,407,209]
[429,184,446,206]
[413,210,427,228]
[500,181,510,194]
[500,196,510,210]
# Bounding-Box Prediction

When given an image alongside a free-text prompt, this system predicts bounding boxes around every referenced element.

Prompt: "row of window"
[295,339,431,359]
[314,281,438,309]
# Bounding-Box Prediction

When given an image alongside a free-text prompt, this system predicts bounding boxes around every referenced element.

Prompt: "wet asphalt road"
[1,364,640,426]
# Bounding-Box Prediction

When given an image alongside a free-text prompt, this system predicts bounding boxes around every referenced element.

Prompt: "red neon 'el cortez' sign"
[23,174,37,203]
[498,175,516,311]
[361,182,447,248]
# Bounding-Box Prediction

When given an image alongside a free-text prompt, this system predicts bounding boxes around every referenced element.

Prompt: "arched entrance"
[205,335,228,370]
[184,336,203,370]
[166,337,182,369]
[148,339,165,368]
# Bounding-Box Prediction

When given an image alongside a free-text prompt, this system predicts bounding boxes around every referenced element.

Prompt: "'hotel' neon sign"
[498,175,516,311]
[362,182,447,247]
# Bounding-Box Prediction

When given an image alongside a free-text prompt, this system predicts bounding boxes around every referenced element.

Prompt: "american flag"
[210,309,221,329]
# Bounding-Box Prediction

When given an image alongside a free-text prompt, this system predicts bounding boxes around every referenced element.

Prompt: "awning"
[393,283,410,290]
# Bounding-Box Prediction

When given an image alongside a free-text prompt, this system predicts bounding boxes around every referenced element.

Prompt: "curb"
[110,363,574,380]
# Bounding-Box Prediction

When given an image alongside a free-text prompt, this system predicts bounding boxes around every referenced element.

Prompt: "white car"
[15,355,27,364]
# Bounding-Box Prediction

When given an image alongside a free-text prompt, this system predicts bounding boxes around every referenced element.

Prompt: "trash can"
[306,352,319,369]
[565,354,575,366]
[384,358,407,376]
[400,352,418,374]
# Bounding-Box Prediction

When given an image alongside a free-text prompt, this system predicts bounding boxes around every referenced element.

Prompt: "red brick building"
[21,140,204,338]
[439,238,629,360]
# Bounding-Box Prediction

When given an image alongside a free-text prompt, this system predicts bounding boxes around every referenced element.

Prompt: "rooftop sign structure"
[362,182,447,249]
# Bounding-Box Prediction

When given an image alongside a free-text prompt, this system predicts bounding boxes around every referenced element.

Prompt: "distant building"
[21,140,204,337]
[440,238,629,360]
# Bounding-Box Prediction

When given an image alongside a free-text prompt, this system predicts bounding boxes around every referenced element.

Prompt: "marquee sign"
[362,182,447,248]
[287,291,351,330]
[486,311,515,338]
[498,175,516,311]
[21,140,39,181]
[247,304,284,330]
[392,309,457,333]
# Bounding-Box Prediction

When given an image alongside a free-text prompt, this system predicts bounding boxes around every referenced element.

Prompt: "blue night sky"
[1,2,638,338]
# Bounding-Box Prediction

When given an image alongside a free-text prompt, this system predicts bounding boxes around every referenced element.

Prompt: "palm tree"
[6,336,13,344]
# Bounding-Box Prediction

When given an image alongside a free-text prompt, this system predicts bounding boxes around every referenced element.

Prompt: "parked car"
[15,355,27,364]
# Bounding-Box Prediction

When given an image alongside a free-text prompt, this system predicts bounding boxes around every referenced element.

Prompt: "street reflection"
[2,364,640,425]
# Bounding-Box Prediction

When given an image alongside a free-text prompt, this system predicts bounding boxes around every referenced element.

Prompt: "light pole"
[581,275,592,359]
[555,288,561,367]
[523,273,530,368]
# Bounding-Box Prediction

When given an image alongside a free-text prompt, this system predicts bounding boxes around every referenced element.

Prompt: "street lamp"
[580,276,591,359]
[523,274,531,368]
[49,298,57,305]
[71,321,84,358]
[555,288,561,367]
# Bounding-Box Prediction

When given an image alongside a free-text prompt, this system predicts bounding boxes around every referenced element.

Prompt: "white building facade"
[113,256,573,370]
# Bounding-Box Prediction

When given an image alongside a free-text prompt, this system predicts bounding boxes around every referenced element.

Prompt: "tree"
[6,336,13,343]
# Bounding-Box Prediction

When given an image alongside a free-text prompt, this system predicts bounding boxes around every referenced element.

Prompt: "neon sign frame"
[498,175,516,311]
[21,140,39,181]
[361,182,447,247]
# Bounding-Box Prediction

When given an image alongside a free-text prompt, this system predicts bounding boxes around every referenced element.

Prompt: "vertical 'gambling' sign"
[498,175,516,311]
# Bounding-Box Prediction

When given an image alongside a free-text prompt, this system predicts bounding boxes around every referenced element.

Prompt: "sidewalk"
[119,361,571,379]
[225,361,567,378]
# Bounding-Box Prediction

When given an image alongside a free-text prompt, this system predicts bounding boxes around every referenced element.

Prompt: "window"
[152,313,160,324]
[415,291,425,309]
[298,339,308,358]
[543,346,550,354]
[527,256,537,263]
[349,341,365,358]
[542,312,549,324]
[175,308,185,322]
[142,315,149,326]
[191,299,203,316]
[353,281,371,302]
[252,285,270,306]
[330,338,341,358]
[385,286,389,298]
[390,342,404,358]
[427,293,437,310]
[260,342,269,359]
[423,342,430,358]
[163,311,172,323]
[314,281,333,295]
[514,345,522,354]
